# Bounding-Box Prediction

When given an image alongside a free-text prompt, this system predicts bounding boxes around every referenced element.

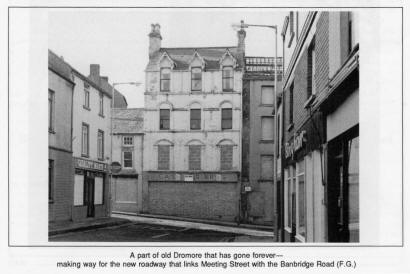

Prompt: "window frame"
[159,109,170,130]
[99,92,104,116]
[48,89,55,132]
[123,136,134,146]
[190,109,201,130]
[81,123,89,157]
[122,150,133,168]
[222,66,234,92]
[83,87,90,110]
[97,129,104,161]
[191,67,202,92]
[284,165,296,232]
[221,108,233,130]
[160,67,171,92]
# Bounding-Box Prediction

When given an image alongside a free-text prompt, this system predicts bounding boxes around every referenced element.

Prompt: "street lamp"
[233,20,279,242]
[109,81,141,216]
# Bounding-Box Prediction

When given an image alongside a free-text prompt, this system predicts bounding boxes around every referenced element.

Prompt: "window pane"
[190,109,201,130]
[223,67,232,77]
[123,136,133,145]
[123,151,133,168]
[192,79,201,90]
[158,145,170,170]
[220,145,233,170]
[261,117,274,140]
[189,145,201,170]
[161,68,170,79]
[221,109,232,130]
[261,86,274,105]
[160,109,170,130]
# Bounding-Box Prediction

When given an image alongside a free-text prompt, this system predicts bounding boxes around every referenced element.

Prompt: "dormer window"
[222,66,234,92]
[191,67,202,91]
[160,68,171,92]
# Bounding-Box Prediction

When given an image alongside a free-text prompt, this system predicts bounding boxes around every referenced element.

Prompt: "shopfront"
[72,157,109,221]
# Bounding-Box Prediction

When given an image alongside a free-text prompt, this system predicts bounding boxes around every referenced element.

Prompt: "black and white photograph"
[2,1,408,273]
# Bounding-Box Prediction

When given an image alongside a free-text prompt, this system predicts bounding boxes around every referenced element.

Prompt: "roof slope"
[147,46,242,71]
[48,50,74,83]
[113,108,144,134]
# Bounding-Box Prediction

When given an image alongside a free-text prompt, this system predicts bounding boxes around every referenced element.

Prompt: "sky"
[49,9,287,108]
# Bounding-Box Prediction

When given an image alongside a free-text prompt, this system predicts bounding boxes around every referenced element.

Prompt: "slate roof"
[113,108,144,134]
[146,46,243,71]
[48,50,74,84]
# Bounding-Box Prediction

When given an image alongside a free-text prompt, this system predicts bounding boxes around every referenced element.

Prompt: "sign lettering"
[285,131,306,159]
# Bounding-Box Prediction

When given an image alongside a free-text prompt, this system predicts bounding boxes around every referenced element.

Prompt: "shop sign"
[148,172,237,182]
[285,131,306,159]
[184,174,194,181]
[74,157,108,172]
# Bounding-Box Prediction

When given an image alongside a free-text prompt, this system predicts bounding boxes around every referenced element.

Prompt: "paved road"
[49,222,248,242]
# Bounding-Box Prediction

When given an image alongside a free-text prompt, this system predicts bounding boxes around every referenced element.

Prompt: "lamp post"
[233,20,279,242]
[109,81,141,216]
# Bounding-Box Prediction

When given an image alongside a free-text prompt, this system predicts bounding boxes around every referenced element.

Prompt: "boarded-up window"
[74,174,84,206]
[158,145,170,170]
[220,145,233,170]
[189,145,201,170]
[261,155,274,179]
[94,176,104,205]
[261,117,274,140]
[261,86,274,105]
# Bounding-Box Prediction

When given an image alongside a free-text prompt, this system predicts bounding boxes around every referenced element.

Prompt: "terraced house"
[142,24,244,222]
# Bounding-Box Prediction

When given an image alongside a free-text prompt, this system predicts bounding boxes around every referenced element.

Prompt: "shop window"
[307,38,316,98]
[261,117,274,141]
[296,160,306,239]
[48,159,54,202]
[160,109,170,130]
[285,166,296,230]
[94,176,104,205]
[123,136,133,146]
[160,68,171,92]
[81,123,89,157]
[188,145,201,170]
[158,145,170,170]
[222,66,234,91]
[191,67,202,91]
[221,108,232,130]
[99,92,104,116]
[123,151,133,168]
[48,90,54,132]
[260,155,274,180]
[74,173,84,206]
[261,86,274,105]
[97,130,104,160]
[190,109,201,130]
[220,145,233,170]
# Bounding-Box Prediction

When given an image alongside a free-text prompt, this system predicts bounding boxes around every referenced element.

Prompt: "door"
[84,173,95,218]
[328,126,359,242]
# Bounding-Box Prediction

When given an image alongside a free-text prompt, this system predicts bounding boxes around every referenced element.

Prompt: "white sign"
[184,175,194,181]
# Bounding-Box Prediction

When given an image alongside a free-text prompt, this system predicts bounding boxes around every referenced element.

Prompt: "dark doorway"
[84,173,95,218]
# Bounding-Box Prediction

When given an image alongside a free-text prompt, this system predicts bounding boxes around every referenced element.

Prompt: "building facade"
[111,108,144,213]
[241,56,283,226]
[48,50,75,222]
[280,11,359,242]
[71,66,112,221]
[142,24,243,222]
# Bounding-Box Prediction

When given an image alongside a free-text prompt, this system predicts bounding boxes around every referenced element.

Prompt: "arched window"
[185,139,205,171]
[154,139,174,170]
[217,139,236,170]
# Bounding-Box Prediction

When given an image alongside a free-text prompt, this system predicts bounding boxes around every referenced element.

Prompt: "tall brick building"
[142,24,243,222]
[280,11,359,242]
[241,57,283,226]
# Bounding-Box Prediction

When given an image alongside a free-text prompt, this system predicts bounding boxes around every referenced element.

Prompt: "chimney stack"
[90,64,100,82]
[148,23,162,58]
[237,20,246,55]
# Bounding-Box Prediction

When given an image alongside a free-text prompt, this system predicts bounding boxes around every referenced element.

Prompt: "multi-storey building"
[280,11,359,242]
[142,24,244,222]
[241,56,283,226]
[111,108,144,213]
[70,64,112,221]
[48,50,75,222]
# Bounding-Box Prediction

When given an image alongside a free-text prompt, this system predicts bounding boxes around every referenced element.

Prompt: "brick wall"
[49,149,74,222]
[316,12,330,96]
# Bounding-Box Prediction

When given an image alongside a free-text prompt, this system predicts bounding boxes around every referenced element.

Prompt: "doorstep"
[49,217,131,236]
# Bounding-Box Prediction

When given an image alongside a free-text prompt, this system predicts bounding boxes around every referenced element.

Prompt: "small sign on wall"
[184,174,194,181]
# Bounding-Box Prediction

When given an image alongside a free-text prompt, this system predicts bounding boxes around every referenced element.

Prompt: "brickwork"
[49,149,74,222]
[188,145,201,170]
[148,182,239,221]
[315,13,330,96]
[220,145,233,170]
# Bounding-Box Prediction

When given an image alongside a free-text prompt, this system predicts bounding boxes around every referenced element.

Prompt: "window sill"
[49,129,56,134]
[83,105,91,111]
[222,89,234,93]
[221,128,233,131]
[287,123,294,132]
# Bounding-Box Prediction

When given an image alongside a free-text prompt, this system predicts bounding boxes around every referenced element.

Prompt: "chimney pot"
[149,23,162,58]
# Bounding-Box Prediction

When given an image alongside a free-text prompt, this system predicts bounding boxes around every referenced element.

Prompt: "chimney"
[148,23,162,58]
[101,76,109,82]
[90,64,100,82]
[237,20,246,56]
